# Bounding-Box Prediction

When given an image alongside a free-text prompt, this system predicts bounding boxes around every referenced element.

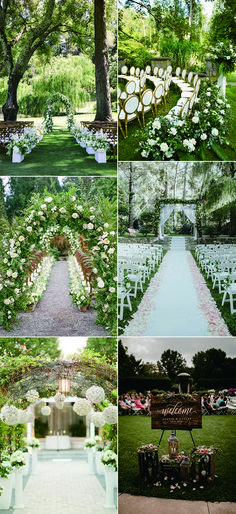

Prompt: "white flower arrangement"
[73,398,91,416]
[86,386,105,404]
[41,406,51,416]
[91,130,110,152]
[90,411,105,427]
[102,406,118,425]
[10,450,27,468]
[101,450,117,471]
[207,41,236,73]
[0,404,20,425]
[68,256,91,307]
[27,438,40,449]
[84,437,98,449]
[54,393,65,404]
[25,389,40,404]
[26,256,55,306]
[6,126,43,157]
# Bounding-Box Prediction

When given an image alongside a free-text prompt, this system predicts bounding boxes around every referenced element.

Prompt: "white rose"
[104,223,109,228]
[212,128,219,136]
[6,270,12,277]
[90,206,95,212]
[45,197,53,203]
[97,279,105,288]
[109,287,116,293]
[41,204,46,209]
[59,207,66,213]
[72,213,78,218]
[170,127,177,135]
[26,226,32,232]
[87,223,94,229]
[201,133,207,140]
[19,236,25,242]
[192,116,199,123]
[4,299,11,305]
[108,248,115,254]
[160,142,169,152]
[12,272,18,278]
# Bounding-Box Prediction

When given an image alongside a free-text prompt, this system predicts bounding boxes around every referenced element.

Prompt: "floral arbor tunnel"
[0,188,117,332]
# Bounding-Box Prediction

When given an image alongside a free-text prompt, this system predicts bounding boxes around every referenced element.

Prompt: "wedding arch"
[44,92,74,133]
[0,189,116,331]
[154,199,199,240]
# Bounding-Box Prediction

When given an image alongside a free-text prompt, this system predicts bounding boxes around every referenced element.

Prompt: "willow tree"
[0,0,114,122]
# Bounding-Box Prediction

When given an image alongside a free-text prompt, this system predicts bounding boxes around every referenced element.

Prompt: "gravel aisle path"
[0,261,108,336]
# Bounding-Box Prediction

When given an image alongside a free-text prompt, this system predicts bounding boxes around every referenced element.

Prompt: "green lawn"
[119,415,236,502]
[0,128,117,176]
[118,84,236,162]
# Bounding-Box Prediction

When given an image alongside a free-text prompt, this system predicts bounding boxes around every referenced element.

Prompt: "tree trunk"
[94,0,113,121]
[2,75,19,121]
[129,162,134,229]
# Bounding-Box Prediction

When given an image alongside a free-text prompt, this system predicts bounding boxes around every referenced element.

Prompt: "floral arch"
[154,199,199,240]
[0,189,116,331]
[44,92,74,133]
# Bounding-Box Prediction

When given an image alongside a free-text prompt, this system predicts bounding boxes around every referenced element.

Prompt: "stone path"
[0,261,108,336]
[13,458,116,514]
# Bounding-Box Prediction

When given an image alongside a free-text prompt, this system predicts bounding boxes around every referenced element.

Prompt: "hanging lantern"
[58,378,70,394]
[180,456,191,483]
[168,431,179,459]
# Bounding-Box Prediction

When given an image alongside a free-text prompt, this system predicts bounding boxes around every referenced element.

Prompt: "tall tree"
[157,349,187,382]
[192,348,227,381]
[86,337,117,364]
[94,0,113,121]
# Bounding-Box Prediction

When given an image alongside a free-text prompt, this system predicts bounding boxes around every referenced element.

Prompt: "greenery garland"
[43,92,74,133]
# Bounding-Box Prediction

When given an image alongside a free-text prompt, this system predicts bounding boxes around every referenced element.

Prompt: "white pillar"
[14,468,24,509]
[217,73,226,98]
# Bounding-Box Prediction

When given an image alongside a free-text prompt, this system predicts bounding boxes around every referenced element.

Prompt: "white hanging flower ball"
[0,405,20,425]
[54,393,65,404]
[86,386,105,404]
[25,389,40,404]
[38,400,46,408]
[73,398,91,416]
[90,411,105,427]
[102,406,118,425]
[55,402,64,410]
[41,406,51,416]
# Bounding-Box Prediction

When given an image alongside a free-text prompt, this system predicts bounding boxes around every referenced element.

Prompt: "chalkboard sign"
[151,394,202,430]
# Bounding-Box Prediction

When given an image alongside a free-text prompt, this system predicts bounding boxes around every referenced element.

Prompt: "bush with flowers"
[139,80,231,161]
[207,41,236,74]
[90,130,110,153]
[67,255,91,307]
[101,449,117,471]
[0,188,116,332]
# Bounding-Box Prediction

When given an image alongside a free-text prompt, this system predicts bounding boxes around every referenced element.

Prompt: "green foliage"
[0,422,25,454]
[159,38,205,71]
[86,338,117,365]
[0,337,60,359]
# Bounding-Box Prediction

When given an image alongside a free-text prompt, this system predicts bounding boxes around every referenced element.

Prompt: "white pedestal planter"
[0,474,14,510]
[104,465,117,509]
[22,454,30,476]
[217,73,226,98]
[31,448,38,474]
[95,151,106,163]
[12,148,24,163]
[14,468,25,509]
[95,451,105,475]
[87,448,95,475]
[86,146,95,155]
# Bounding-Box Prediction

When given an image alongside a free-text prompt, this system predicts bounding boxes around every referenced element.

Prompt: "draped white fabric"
[159,203,197,239]
[159,204,175,238]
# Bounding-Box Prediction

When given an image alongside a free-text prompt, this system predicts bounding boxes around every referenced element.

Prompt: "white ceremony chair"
[118,94,142,138]
[138,89,154,127]
[120,80,136,101]
[152,83,164,115]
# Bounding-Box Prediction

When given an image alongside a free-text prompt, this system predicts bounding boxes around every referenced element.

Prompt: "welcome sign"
[151,394,202,430]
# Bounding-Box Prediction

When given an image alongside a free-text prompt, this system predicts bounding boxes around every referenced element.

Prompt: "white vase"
[12,148,24,163]
[31,448,38,474]
[87,448,95,475]
[104,465,117,509]
[86,146,95,154]
[0,474,14,510]
[22,453,30,476]
[14,467,25,509]
[217,72,226,98]
[95,451,105,475]
[95,151,106,163]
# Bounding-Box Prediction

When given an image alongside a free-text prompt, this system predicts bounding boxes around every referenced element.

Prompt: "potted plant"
[10,451,26,509]
[84,438,98,475]
[91,130,110,163]
[95,444,105,475]
[0,459,14,510]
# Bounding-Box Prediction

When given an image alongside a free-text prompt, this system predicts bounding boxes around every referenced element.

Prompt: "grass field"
[119,415,236,502]
[118,84,236,162]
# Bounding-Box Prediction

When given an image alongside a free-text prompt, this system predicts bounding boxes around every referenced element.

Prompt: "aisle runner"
[124,237,230,336]
[13,459,116,514]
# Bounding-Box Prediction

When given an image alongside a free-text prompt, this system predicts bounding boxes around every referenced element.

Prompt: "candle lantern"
[180,456,191,483]
[168,431,178,458]
[58,378,70,394]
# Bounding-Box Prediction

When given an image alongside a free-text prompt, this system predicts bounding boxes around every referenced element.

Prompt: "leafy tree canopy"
[0,337,60,360]
[157,349,187,382]
[86,337,117,365]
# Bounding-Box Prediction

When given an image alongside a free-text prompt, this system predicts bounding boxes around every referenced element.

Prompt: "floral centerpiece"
[101,449,117,471]
[189,445,221,460]
[0,461,13,479]
[91,130,110,153]
[85,436,102,449]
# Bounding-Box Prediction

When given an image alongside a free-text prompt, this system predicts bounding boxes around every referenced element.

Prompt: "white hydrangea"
[54,393,65,404]
[73,398,91,416]
[26,389,40,404]
[41,406,51,416]
[102,406,117,425]
[0,404,20,425]
[86,386,105,404]
[90,411,105,427]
